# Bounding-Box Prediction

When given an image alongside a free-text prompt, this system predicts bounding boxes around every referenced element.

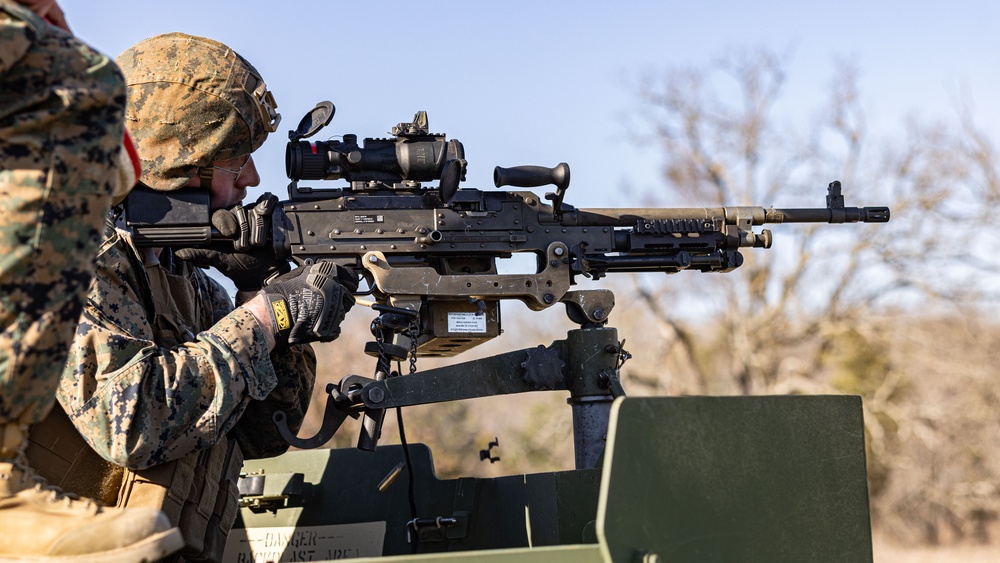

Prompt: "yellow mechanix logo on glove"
[271,299,291,331]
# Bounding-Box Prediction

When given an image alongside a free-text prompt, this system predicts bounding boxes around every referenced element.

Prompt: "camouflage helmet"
[116,32,280,191]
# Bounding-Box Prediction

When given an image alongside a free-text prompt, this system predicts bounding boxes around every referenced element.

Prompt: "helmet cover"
[116,32,280,191]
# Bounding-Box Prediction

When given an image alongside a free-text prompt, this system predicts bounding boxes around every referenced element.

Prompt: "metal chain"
[407,319,419,375]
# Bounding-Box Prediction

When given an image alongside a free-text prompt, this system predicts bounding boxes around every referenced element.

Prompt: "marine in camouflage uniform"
[0,0,126,426]
[0,2,183,560]
[48,228,317,468]
[25,32,356,562]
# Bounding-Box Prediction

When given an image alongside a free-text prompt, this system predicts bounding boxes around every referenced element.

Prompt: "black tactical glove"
[175,193,290,291]
[261,262,359,346]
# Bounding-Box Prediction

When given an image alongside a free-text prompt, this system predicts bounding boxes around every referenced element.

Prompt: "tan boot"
[0,424,183,563]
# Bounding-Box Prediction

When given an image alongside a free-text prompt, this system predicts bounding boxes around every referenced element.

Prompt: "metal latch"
[237,470,305,511]
[406,513,470,543]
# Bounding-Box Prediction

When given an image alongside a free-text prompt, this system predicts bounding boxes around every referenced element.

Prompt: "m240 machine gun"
[127,100,887,358]
[125,102,888,563]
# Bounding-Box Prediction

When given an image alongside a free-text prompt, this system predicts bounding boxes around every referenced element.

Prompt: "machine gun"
[127,100,888,359]
[125,101,889,456]
[127,103,889,561]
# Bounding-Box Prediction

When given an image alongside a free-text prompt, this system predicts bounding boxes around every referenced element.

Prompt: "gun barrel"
[767,207,890,224]
[562,205,889,227]
[562,207,767,227]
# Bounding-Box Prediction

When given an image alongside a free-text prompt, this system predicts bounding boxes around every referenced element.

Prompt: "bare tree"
[620,48,1000,544]
[622,48,999,389]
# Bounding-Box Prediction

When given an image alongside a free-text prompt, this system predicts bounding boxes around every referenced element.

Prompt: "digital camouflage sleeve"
[55,224,315,469]
[0,0,126,425]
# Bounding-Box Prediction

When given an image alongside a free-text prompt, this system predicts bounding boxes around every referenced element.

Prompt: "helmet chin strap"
[198,166,214,186]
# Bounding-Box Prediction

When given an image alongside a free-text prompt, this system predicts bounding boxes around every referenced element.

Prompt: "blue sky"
[63,1,1000,209]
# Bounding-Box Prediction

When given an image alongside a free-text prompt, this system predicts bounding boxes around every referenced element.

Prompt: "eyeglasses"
[208,154,252,177]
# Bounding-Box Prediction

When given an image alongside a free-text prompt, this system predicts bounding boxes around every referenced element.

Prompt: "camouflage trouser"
[0,1,126,424]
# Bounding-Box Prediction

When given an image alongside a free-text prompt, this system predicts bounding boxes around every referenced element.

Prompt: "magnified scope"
[285,106,465,186]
